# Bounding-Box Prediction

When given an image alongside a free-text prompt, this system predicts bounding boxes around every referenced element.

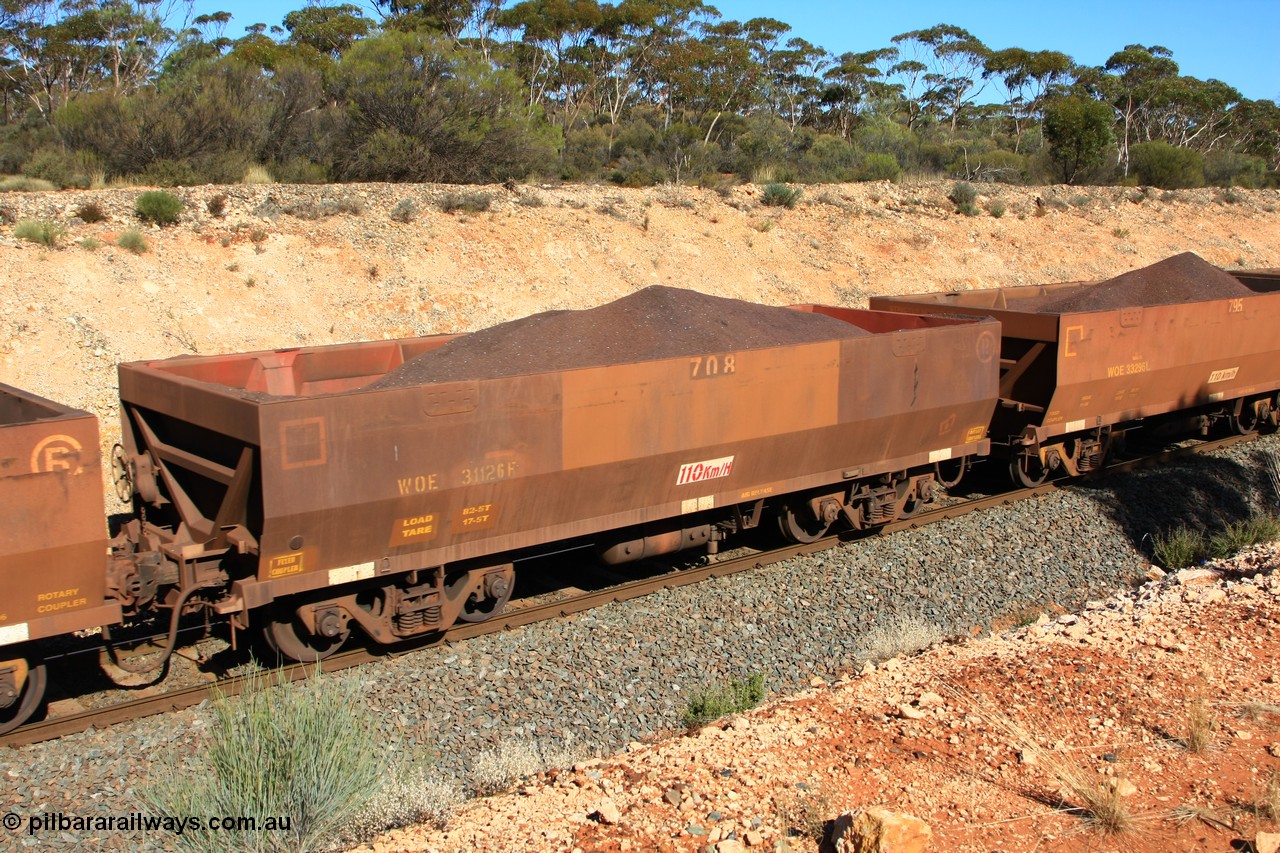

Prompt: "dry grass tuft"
[1227,700,1280,721]
[1185,696,1214,754]
[858,615,943,664]
[1258,768,1280,820]
[1169,804,1233,830]
[242,163,274,184]
[773,783,837,840]
[949,685,1141,835]
[467,737,586,797]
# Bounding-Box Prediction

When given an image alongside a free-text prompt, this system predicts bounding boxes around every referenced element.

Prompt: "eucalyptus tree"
[983,47,1074,151]
[668,16,764,142]
[765,35,829,132]
[890,23,988,133]
[634,0,717,128]
[1,0,188,120]
[1138,75,1241,151]
[819,47,897,138]
[1043,93,1112,183]
[329,29,558,181]
[1085,43,1179,174]
[282,4,370,59]
[1230,97,1280,171]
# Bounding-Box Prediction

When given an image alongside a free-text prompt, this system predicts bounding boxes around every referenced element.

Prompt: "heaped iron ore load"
[114,286,998,661]
[871,253,1280,485]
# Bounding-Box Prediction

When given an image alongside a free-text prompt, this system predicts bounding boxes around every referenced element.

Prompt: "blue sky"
[204,0,1280,102]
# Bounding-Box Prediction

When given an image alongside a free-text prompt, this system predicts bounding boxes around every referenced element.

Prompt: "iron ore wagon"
[109,287,999,662]
[871,253,1280,486]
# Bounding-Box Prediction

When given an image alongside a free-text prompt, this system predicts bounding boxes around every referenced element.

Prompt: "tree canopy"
[1,4,1274,188]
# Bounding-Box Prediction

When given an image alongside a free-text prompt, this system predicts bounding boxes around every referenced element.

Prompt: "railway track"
[0,432,1256,749]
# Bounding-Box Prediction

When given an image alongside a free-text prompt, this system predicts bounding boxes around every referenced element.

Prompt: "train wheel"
[1010,454,1048,488]
[452,570,514,624]
[261,604,350,663]
[776,503,829,544]
[0,658,47,736]
[1229,401,1260,435]
[110,444,133,503]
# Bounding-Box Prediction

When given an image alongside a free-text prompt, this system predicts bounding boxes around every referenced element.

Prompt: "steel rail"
[0,432,1256,748]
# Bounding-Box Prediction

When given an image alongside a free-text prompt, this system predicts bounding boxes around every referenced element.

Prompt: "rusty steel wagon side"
[871,255,1280,485]
[113,293,999,661]
[0,384,122,731]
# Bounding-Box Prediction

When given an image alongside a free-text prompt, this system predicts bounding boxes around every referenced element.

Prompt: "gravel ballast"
[3,435,1278,850]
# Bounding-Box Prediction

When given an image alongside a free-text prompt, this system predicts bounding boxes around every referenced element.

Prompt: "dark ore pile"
[370,286,869,387]
[1016,252,1255,313]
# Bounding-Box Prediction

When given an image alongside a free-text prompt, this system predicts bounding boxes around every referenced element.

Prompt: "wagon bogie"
[255,560,518,661]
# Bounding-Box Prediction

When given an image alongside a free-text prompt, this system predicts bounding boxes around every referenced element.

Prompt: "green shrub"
[14,219,66,246]
[1129,141,1205,189]
[1043,95,1114,184]
[760,183,801,208]
[1153,514,1279,568]
[0,176,57,192]
[987,200,1007,218]
[680,672,766,730]
[962,149,1030,184]
[76,202,107,223]
[78,236,102,251]
[136,190,183,225]
[949,181,978,208]
[117,228,148,254]
[390,198,418,223]
[1207,515,1280,558]
[795,133,859,182]
[141,159,202,187]
[1204,151,1266,188]
[1152,526,1206,569]
[858,153,901,182]
[141,672,382,853]
[21,147,99,188]
[437,190,492,214]
[271,158,329,185]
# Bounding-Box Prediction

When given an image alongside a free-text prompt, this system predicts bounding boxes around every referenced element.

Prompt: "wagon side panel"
[0,386,114,641]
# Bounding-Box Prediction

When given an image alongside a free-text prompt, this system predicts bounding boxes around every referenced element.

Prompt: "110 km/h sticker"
[676,455,735,486]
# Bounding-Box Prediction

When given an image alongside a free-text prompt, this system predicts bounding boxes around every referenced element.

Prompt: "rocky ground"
[362,551,1280,853]
[1,179,1278,852]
